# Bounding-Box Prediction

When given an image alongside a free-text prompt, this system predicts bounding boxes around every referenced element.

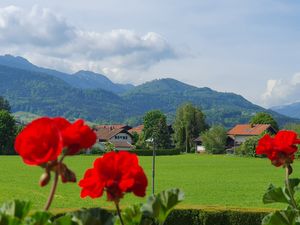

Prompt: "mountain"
[0,55,133,94]
[122,78,297,127]
[72,70,133,93]
[0,55,298,127]
[0,65,130,122]
[270,102,300,119]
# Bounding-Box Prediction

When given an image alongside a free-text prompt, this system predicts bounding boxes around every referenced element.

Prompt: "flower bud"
[59,163,77,183]
[39,172,51,187]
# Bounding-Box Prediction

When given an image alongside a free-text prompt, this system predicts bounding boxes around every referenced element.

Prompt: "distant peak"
[0,54,36,69]
[73,70,107,77]
[75,70,98,75]
[2,54,31,63]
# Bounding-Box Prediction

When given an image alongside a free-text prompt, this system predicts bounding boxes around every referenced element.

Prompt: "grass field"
[0,154,294,212]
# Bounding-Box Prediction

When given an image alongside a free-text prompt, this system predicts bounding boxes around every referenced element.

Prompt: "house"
[94,125,135,151]
[129,125,144,135]
[227,124,277,146]
[194,136,205,153]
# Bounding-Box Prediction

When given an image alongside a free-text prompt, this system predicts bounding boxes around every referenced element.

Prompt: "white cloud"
[0,5,177,74]
[0,5,75,46]
[261,73,300,107]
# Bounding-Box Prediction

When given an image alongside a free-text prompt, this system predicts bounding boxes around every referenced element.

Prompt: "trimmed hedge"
[163,209,267,225]
[132,149,181,156]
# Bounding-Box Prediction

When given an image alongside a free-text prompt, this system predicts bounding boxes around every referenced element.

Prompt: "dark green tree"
[0,96,11,112]
[250,112,279,131]
[131,131,140,145]
[0,110,17,154]
[201,125,227,154]
[173,103,207,152]
[235,136,261,157]
[143,110,171,149]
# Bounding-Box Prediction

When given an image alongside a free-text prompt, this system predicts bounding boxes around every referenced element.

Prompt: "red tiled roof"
[129,125,144,135]
[227,124,272,136]
[95,124,127,130]
[95,127,133,141]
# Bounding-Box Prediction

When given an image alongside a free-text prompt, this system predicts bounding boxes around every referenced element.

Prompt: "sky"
[0,0,300,108]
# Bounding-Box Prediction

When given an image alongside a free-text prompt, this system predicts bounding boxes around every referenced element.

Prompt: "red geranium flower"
[14,117,63,165]
[256,130,300,167]
[79,151,148,202]
[60,119,97,155]
[52,117,71,131]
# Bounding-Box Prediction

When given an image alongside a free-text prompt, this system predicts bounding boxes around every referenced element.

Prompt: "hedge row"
[131,148,181,156]
[163,209,267,225]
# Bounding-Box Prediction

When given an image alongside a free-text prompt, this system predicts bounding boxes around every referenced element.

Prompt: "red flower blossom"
[79,151,148,202]
[52,117,71,131]
[256,130,300,167]
[14,117,63,165]
[60,119,97,155]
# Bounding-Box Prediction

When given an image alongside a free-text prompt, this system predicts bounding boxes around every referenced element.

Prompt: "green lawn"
[0,154,293,212]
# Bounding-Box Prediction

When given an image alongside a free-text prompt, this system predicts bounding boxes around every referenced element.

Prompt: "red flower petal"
[61,119,97,155]
[78,151,148,202]
[14,117,63,165]
[256,130,299,167]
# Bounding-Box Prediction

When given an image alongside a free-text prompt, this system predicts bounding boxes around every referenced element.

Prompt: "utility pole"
[152,139,156,195]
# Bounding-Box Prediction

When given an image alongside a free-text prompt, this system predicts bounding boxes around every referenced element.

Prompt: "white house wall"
[110,133,133,144]
[234,135,253,144]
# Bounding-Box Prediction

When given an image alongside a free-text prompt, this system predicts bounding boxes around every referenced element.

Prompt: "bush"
[89,146,105,155]
[163,209,267,225]
[234,136,264,157]
[131,149,181,156]
[201,125,227,154]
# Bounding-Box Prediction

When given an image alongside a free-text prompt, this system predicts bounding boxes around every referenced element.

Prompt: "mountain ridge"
[270,102,300,119]
[0,54,134,94]
[0,54,298,127]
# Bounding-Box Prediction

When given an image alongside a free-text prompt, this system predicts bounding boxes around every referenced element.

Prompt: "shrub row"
[131,148,181,156]
[163,209,267,225]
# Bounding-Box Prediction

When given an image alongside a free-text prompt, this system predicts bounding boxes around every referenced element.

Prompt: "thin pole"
[152,142,156,195]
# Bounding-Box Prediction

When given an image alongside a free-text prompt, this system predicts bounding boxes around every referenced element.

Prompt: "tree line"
[1,94,292,156]
[138,104,282,155]
[0,96,19,154]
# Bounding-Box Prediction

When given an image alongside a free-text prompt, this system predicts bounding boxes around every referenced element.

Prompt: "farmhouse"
[194,136,205,153]
[227,124,277,145]
[94,125,135,151]
[129,124,144,135]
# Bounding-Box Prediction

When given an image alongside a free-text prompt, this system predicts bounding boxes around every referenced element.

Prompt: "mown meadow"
[0,154,293,212]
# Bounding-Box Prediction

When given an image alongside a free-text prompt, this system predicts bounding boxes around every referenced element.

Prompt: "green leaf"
[0,213,21,225]
[263,184,290,204]
[289,179,300,194]
[68,208,114,225]
[24,211,52,225]
[53,216,77,225]
[115,204,142,225]
[141,188,184,225]
[0,200,31,220]
[262,210,298,225]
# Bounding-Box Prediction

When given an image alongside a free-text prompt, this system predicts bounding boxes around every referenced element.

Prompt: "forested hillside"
[0,57,298,127]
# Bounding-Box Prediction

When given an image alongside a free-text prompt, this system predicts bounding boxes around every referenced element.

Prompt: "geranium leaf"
[0,213,21,225]
[68,208,114,225]
[0,200,31,220]
[24,211,52,225]
[289,179,300,194]
[141,188,184,225]
[262,210,298,225]
[115,204,142,225]
[53,216,77,225]
[263,184,290,204]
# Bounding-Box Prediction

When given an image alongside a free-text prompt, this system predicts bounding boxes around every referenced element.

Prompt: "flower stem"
[285,165,298,209]
[43,171,59,211]
[115,201,125,225]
